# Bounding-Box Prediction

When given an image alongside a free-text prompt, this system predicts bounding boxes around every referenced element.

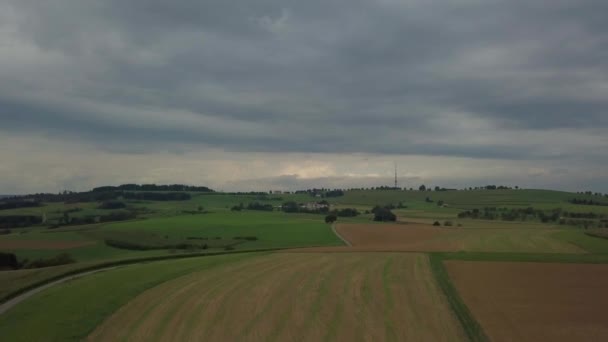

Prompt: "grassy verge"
[429,254,488,342]
[0,252,265,341]
[0,248,287,305]
[430,250,608,342]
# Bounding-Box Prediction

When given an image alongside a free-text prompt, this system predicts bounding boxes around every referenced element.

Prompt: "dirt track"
[0,239,96,250]
[88,253,466,342]
[446,261,608,342]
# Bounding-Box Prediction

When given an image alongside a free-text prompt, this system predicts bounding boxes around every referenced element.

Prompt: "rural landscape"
[2,185,608,341]
[2,0,607,341]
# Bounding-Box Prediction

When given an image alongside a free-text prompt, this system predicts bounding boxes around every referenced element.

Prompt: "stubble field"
[88,252,466,342]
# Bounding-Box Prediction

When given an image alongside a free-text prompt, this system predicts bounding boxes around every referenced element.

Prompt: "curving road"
[0,265,125,315]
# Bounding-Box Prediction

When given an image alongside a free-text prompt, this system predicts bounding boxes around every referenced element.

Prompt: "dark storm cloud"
[1,0,607,159]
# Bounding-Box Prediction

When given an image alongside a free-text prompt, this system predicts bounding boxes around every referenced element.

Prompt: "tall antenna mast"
[394,162,398,189]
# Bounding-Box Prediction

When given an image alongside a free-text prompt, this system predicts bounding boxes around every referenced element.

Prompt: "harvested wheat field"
[292,223,584,254]
[446,261,608,342]
[88,252,465,342]
[0,239,96,250]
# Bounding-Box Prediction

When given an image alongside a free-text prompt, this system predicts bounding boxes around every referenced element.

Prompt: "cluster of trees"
[0,215,43,228]
[3,184,212,204]
[225,191,269,196]
[52,210,136,228]
[458,207,558,222]
[325,214,337,223]
[122,192,191,201]
[324,190,345,197]
[246,202,274,211]
[231,202,275,211]
[457,207,607,226]
[569,198,608,206]
[294,189,345,198]
[322,208,361,224]
[98,201,127,209]
[418,184,517,191]
[4,191,118,204]
[382,202,407,209]
[576,191,608,197]
[92,184,214,192]
[372,206,397,222]
[332,208,360,217]
[0,200,41,210]
[105,239,208,251]
[0,252,18,270]
[0,252,75,270]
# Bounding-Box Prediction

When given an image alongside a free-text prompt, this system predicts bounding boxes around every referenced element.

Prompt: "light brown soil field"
[88,253,466,342]
[446,261,608,342]
[291,223,585,253]
[0,239,96,250]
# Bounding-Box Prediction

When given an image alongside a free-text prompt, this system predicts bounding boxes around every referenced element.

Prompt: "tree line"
[0,252,75,270]
[569,198,608,206]
[457,207,608,228]
[92,184,214,192]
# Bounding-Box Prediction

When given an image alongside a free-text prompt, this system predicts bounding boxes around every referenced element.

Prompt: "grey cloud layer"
[1,0,608,192]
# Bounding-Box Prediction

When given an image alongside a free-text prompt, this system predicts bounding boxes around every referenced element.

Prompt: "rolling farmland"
[3,188,608,341]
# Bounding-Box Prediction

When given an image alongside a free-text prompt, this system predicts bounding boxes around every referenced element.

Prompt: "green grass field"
[0,253,261,341]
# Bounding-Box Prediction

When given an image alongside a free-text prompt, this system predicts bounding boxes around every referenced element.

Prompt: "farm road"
[0,265,125,315]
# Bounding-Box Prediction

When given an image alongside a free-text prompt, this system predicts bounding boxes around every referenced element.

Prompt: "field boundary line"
[429,254,489,342]
[0,248,288,310]
[331,224,352,246]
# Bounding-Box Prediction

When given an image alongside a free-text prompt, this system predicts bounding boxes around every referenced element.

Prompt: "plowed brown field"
[290,223,585,253]
[88,253,466,342]
[446,261,608,342]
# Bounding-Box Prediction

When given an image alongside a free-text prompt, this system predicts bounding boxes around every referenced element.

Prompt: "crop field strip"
[445,260,608,342]
[291,223,587,254]
[88,252,466,342]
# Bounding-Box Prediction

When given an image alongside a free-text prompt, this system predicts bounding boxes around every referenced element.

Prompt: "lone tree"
[371,206,397,222]
[325,214,338,224]
[419,184,426,191]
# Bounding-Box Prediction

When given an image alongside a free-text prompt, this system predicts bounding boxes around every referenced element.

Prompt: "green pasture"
[0,252,262,341]
[103,210,343,249]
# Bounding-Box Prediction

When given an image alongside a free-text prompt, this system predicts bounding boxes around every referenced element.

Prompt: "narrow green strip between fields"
[429,250,608,342]
[428,254,488,342]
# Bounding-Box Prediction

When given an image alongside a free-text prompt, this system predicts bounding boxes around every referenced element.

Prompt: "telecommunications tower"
[394,162,398,189]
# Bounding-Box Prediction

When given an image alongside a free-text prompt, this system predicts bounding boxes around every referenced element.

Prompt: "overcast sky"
[1,0,607,194]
